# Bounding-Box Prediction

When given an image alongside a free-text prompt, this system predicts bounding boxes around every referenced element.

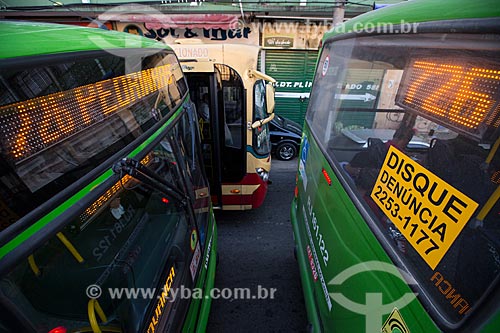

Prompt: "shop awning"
[98,13,240,30]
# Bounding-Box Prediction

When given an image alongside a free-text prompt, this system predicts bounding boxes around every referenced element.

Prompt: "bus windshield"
[307,33,500,324]
[0,51,187,229]
[2,116,207,331]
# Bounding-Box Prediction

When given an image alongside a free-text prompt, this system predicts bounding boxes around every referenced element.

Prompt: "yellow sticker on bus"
[371,146,479,269]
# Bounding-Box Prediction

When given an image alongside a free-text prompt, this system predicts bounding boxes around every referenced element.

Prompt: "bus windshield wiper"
[112,158,188,206]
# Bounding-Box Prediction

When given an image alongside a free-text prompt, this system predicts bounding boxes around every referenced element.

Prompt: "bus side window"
[427,137,495,204]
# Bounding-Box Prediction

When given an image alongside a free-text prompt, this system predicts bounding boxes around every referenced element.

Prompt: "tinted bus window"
[170,110,210,244]
[253,79,272,156]
[0,52,186,228]
[214,64,244,149]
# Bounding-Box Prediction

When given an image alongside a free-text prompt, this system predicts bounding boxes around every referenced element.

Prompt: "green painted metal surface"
[324,0,500,40]
[0,20,167,60]
[183,213,218,332]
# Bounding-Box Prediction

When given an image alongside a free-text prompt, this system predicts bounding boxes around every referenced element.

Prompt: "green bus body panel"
[183,212,217,332]
[324,0,500,41]
[0,20,168,59]
[292,126,439,332]
[290,201,322,330]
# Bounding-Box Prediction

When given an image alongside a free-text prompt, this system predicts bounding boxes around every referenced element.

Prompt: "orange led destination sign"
[147,265,176,333]
[371,146,479,269]
[398,58,500,139]
[0,64,173,162]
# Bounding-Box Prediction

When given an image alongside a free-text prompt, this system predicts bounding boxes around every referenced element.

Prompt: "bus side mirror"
[248,69,276,115]
[266,83,275,114]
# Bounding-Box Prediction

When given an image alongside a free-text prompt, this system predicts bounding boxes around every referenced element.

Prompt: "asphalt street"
[206,158,308,333]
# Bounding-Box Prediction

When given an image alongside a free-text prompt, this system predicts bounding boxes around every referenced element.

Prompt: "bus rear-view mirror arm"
[113,158,188,206]
[248,69,276,84]
[249,112,275,130]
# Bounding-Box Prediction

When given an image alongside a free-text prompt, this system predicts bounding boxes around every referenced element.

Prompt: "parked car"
[270,115,302,160]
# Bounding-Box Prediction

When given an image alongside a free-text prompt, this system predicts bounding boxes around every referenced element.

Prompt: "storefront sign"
[116,22,258,45]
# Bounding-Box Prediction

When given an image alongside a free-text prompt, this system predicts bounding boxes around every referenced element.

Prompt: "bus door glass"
[214,64,245,183]
[173,108,211,245]
[185,72,223,207]
[253,79,272,156]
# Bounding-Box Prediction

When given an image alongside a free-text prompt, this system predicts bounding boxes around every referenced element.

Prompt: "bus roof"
[324,0,500,40]
[0,20,169,60]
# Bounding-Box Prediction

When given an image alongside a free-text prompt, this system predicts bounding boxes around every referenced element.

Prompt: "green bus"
[0,21,216,332]
[291,0,500,332]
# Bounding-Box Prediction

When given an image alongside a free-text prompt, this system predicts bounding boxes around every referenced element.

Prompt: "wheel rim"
[279,145,294,160]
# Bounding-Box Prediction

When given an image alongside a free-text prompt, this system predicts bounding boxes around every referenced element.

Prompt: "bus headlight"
[256,167,269,182]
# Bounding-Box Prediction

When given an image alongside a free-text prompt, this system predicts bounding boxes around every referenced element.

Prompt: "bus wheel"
[276,142,297,161]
